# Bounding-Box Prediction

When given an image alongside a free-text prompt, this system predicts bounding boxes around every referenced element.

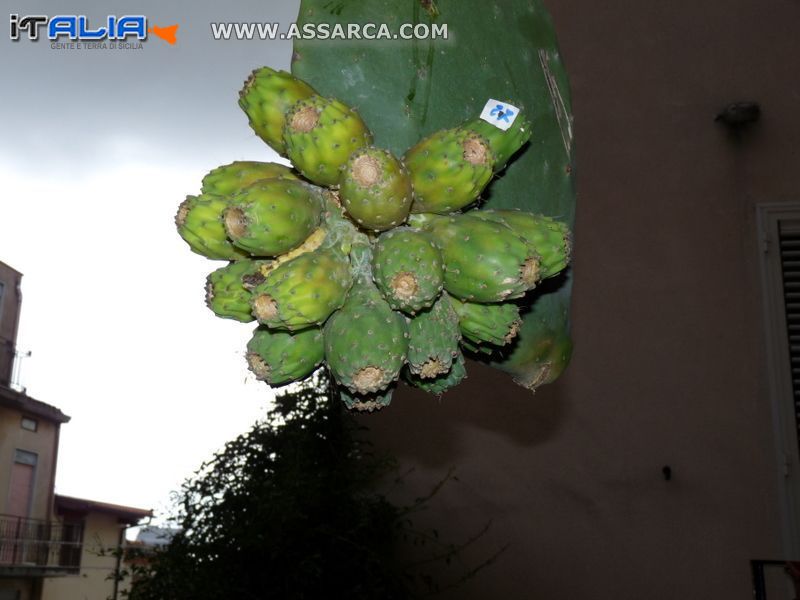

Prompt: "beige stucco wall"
[0,405,58,520]
[361,0,800,599]
[42,512,128,600]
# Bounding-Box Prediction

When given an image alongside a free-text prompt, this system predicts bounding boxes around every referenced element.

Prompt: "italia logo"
[9,14,178,44]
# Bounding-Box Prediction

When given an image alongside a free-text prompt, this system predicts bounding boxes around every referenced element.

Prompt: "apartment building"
[0,262,151,600]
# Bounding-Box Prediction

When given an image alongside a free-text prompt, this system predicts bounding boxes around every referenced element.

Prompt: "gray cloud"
[1,0,299,174]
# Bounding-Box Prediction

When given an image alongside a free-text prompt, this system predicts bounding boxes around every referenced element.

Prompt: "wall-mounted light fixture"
[715,102,761,128]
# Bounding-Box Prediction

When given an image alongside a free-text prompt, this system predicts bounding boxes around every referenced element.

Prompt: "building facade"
[0,262,151,600]
[41,496,151,600]
[0,389,71,600]
[359,1,800,598]
[0,262,74,600]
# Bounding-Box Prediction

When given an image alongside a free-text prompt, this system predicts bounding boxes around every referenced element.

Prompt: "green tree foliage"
[128,371,410,599]
[126,371,505,599]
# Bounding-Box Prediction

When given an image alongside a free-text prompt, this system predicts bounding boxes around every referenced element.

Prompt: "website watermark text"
[210,22,448,41]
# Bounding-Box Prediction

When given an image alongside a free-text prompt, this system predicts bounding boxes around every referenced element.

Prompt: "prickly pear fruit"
[404,128,495,214]
[175,195,248,261]
[423,214,541,302]
[339,147,412,231]
[250,246,353,330]
[461,111,532,171]
[290,0,576,394]
[448,295,522,349]
[371,228,444,314]
[238,67,316,154]
[509,329,572,391]
[245,325,324,386]
[470,210,571,279]
[325,251,408,394]
[222,179,323,257]
[406,294,461,378]
[206,260,269,322]
[489,296,573,391]
[458,337,495,356]
[283,95,372,186]
[405,351,467,395]
[243,228,326,291]
[201,161,298,197]
[339,385,394,412]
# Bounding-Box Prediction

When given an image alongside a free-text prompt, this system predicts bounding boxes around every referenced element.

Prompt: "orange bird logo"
[149,23,178,45]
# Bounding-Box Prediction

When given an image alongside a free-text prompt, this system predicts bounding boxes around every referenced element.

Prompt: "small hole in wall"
[662,465,672,481]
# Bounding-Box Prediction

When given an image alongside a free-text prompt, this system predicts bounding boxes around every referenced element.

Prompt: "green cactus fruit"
[461,112,532,171]
[250,246,353,330]
[339,385,394,412]
[205,260,269,322]
[283,95,373,186]
[490,298,573,391]
[404,128,495,214]
[406,294,461,379]
[238,67,317,154]
[338,147,412,231]
[201,161,298,196]
[510,329,572,391]
[458,337,495,356]
[424,214,541,302]
[242,228,326,290]
[175,195,248,261]
[222,179,323,257]
[405,351,467,395]
[245,325,324,386]
[371,228,444,314]
[292,0,576,391]
[448,296,522,350]
[469,210,571,279]
[325,254,408,394]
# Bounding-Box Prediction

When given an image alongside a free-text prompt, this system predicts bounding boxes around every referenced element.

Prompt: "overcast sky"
[1,0,303,519]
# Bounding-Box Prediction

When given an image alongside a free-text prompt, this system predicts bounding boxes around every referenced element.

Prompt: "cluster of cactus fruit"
[175,66,572,412]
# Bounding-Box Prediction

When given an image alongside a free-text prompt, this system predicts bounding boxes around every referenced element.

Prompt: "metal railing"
[751,560,800,600]
[0,514,83,573]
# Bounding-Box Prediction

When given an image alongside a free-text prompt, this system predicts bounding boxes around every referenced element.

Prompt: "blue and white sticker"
[479,99,520,131]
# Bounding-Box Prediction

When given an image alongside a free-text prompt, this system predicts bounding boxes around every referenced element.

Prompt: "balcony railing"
[0,514,83,574]
[751,560,800,599]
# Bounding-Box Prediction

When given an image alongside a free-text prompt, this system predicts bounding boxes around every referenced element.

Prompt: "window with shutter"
[758,203,800,559]
[779,223,800,455]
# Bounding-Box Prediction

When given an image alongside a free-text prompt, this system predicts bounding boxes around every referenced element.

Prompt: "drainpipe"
[113,517,151,600]
[112,524,124,600]
[49,423,61,520]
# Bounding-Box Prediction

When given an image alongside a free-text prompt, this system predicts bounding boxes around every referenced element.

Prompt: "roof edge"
[0,260,23,276]
[55,494,153,523]
[0,385,70,423]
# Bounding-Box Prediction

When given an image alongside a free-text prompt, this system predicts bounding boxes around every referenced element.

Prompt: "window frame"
[0,280,5,330]
[7,449,38,518]
[758,202,800,559]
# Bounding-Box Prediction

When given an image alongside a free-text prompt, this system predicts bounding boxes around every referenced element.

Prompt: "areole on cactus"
[174,0,575,409]
[292,0,576,394]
